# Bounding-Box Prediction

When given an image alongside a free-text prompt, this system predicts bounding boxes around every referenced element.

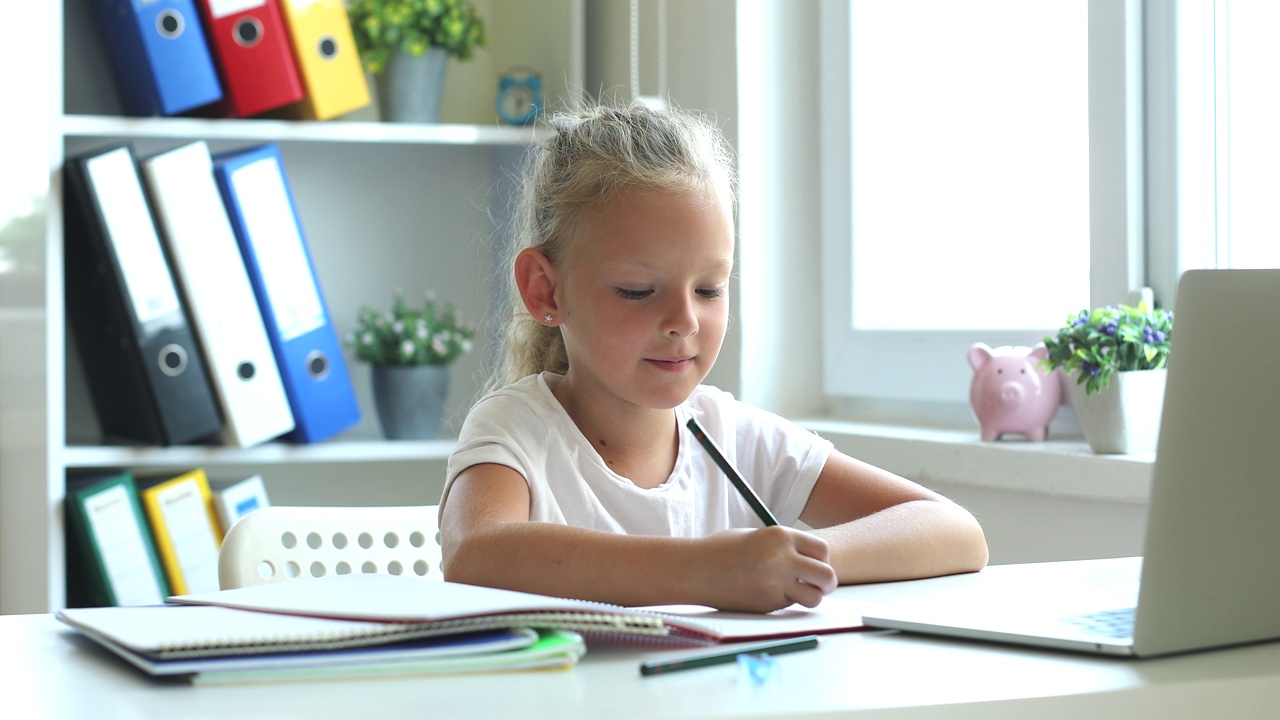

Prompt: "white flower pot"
[1071,369,1167,454]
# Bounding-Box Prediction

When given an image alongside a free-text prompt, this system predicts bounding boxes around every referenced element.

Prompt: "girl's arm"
[799,451,990,584]
[440,462,837,613]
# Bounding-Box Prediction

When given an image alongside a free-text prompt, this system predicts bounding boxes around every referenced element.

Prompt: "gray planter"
[375,48,448,123]
[371,364,450,440]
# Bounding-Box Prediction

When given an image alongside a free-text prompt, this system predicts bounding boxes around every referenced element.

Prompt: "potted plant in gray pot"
[1042,302,1174,454]
[347,0,487,123]
[347,291,475,439]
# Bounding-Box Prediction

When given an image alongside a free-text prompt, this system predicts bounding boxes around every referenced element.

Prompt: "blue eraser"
[737,652,779,685]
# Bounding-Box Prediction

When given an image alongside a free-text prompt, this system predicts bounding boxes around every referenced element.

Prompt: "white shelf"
[60,114,549,146]
[61,439,458,469]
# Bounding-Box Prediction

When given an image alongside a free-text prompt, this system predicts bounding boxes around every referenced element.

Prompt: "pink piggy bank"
[967,342,1061,441]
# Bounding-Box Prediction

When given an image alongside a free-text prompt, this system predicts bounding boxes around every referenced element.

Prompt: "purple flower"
[1143,326,1166,344]
[1082,360,1100,377]
[1102,320,1118,335]
[1071,311,1090,328]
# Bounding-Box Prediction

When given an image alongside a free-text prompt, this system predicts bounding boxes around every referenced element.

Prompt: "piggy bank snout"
[998,379,1027,403]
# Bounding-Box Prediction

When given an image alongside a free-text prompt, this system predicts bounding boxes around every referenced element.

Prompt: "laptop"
[861,269,1280,657]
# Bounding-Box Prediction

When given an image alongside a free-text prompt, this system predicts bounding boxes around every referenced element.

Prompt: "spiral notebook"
[56,604,554,678]
[167,573,866,645]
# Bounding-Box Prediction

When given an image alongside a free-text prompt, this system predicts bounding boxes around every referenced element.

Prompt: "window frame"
[818,0,1147,404]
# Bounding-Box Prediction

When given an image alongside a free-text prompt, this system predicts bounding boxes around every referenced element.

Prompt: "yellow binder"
[278,0,371,120]
[138,469,225,596]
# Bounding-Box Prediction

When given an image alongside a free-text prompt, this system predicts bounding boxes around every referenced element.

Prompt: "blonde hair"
[484,102,737,393]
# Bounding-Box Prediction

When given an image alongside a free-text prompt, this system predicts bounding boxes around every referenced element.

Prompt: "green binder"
[65,471,170,608]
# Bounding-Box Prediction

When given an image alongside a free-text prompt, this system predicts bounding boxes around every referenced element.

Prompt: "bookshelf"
[0,0,584,614]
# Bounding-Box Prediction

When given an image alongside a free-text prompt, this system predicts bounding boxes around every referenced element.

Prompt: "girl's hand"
[693,527,837,613]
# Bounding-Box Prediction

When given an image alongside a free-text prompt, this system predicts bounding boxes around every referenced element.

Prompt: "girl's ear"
[514,248,560,324]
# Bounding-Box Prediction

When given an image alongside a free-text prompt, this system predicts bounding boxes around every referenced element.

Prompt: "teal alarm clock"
[496,69,543,125]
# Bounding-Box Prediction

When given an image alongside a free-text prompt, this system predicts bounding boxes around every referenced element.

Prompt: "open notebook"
[168,572,866,645]
[862,269,1280,657]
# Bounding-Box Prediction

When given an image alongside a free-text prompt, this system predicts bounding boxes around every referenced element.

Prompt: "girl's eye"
[616,288,652,300]
[698,287,726,299]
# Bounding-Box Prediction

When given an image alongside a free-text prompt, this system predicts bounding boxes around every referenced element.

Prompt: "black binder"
[63,143,223,445]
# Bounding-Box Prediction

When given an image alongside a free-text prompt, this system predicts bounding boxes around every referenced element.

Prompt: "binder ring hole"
[414,560,429,577]
[361,561,377,574]
[157,344,188,377]
[234,17,263,48]
[409,531,425,548]
[332,533,348,550]
[257,560,275,580]
[309,562,326,578]
[306,532,322,550]
[383,532,399,549]
[387,561,403,576]
[237,361,255,380]
[305,351,330,380]
[156,10,184,39]
[318,35,338,59]
[358,532,373,549]
[280,531,297,550]
[285,561,301,579]
[336,561,351,575]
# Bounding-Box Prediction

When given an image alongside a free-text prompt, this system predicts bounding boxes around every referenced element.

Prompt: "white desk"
[8,558,1280,719]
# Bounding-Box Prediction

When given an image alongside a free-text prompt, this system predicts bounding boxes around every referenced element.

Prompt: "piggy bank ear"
[1029,343,1050,362]
[968,342,994,370]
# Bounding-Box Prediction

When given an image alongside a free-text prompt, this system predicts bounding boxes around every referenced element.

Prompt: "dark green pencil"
[640,635,821,676]
[686,418,780,527]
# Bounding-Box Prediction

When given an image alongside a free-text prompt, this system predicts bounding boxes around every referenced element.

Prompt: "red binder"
[196,0,304,118]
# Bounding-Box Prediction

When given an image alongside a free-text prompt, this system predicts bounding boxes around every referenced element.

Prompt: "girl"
[439,103,988,613]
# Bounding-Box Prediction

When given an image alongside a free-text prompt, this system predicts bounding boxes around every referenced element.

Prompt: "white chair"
[218,505,444,590]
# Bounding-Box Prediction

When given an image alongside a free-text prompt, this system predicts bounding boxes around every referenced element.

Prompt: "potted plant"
[1042,302,1174,454]
[346,0,488,123]
[346,291,476,439]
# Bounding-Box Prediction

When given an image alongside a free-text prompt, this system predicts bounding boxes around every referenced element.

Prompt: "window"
[821,0,1142,404]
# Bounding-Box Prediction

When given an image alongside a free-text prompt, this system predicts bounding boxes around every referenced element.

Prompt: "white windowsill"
[794,416,1154,505]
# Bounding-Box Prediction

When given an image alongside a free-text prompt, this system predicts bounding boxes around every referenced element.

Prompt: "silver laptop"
[862,269,1280,657]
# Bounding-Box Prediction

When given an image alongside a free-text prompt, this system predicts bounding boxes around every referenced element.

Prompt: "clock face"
[501,86,535,121]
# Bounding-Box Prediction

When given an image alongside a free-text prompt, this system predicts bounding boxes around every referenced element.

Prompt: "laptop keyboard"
[1063,607,1136,639]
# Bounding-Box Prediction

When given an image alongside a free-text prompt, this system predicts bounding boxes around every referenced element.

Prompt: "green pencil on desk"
[640,635,820,676]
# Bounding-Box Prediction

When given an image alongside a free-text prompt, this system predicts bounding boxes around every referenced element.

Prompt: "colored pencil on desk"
[640,635,820,676]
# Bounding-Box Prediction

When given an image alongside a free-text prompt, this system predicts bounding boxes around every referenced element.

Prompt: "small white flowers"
[347,290,477,367]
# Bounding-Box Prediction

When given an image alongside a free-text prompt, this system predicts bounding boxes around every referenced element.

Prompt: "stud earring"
[543,314,554,324]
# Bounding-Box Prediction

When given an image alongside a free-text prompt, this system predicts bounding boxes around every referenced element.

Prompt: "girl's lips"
[647,357,695,371]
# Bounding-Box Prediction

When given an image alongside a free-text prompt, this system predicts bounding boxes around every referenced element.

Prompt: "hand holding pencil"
[686,418,837,612]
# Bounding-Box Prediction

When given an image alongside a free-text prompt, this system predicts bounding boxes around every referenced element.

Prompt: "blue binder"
[212,143,360,444]
[90,0,223,116]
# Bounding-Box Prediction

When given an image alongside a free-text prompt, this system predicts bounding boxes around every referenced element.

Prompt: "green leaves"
[346,291,476,367]
[1041,303,1173,396]
[347,0,488,75]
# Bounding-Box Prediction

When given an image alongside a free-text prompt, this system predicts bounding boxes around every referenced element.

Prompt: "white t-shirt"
[442,373,833,535]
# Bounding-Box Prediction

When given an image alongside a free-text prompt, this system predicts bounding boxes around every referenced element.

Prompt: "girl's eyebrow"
[608,256,734,274]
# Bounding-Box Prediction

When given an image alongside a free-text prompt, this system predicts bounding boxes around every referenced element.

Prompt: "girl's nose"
[663,294,699,338]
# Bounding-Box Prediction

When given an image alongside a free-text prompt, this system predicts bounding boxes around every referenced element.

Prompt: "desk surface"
[8,558,1280,719]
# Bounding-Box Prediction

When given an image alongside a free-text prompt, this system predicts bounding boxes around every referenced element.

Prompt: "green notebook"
[191,629,586,685]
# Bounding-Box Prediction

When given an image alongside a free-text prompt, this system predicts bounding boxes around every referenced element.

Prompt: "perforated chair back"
[218,505,443,590]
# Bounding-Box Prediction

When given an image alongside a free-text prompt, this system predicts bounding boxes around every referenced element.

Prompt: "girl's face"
[556,186,734,413]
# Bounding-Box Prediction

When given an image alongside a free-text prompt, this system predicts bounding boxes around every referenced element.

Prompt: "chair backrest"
[218,505,443,590]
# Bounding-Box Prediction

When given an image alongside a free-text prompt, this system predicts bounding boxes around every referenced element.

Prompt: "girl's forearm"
[443,521,708,607]
[811,499,989,585]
